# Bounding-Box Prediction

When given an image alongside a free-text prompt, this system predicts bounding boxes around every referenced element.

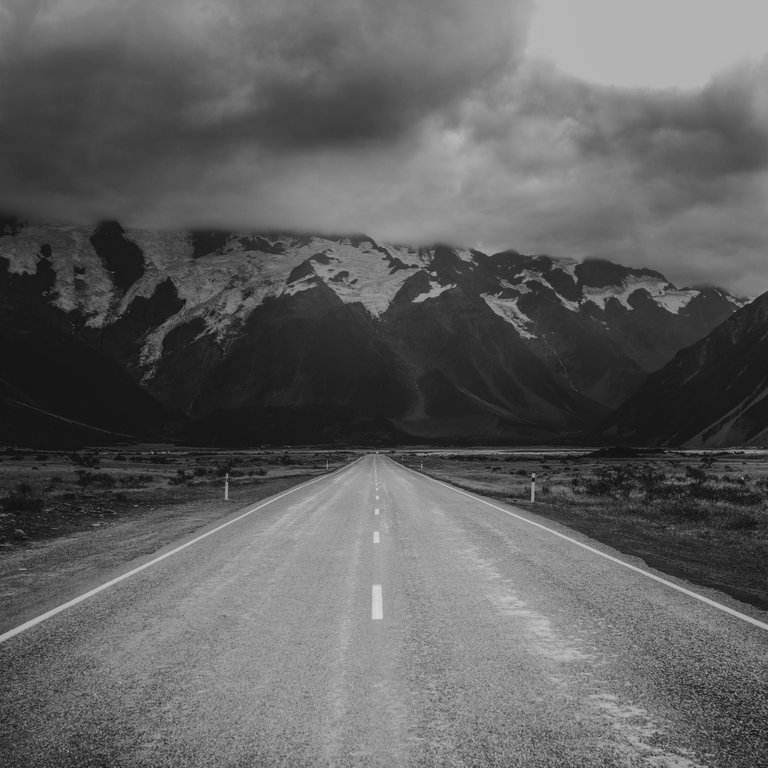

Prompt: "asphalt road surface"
[2,455,767,767]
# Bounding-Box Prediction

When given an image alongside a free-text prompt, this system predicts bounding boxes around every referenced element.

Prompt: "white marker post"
[420,461,423,470]
[530,472,536,503]
[326,459,329,470]
[224,473,229,501]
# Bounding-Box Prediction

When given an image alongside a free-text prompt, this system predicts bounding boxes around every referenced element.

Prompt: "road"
[1,454,767,767]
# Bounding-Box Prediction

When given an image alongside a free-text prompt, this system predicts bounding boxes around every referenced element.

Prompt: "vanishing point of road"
[1,455,767,767]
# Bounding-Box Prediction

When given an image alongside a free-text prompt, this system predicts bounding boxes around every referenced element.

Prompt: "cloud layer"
[0,0,766,294]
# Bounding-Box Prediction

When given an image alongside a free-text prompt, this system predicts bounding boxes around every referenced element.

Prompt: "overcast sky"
[0,0,766,294]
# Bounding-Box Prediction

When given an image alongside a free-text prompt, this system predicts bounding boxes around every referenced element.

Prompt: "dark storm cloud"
[466,57,768,186]
[446,57,768,294]
[0,0,766,294]
[0,0,533,220]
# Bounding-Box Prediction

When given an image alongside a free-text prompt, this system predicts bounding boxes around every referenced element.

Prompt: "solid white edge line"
[0,456,367,645]
[372,584,383,620]
[387,457,768,633]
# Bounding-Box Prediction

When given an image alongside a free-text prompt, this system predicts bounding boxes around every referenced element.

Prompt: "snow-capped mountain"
[602,291,768,447]
[0,217,744,444]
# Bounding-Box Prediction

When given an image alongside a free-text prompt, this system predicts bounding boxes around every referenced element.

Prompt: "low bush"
[118,474,153,487]
[76,470,116,488]
[147,454,172,464]
[69,452,100,468]
[2,483,44,513]
[689,482,763,505]
[721,512,760,531]
[169,469,192,485]
[656,496,711,522]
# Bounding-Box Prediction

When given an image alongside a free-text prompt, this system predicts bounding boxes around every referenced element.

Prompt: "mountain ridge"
[0,218,746,445]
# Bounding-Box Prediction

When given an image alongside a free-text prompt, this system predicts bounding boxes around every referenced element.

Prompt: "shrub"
[69,452,100,468]
[169,469,193,485]
[2,483,44,513]
[688,482,763,505]
[76,470,116,488]
[685,465,708,484]
[582,465,637,497]
[661,496,710,522]
[119,474,152,487]
[721,512,760,531]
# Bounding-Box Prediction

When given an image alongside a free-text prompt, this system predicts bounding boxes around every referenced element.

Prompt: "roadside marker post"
[225,473,229,501]
[530,473,536,503]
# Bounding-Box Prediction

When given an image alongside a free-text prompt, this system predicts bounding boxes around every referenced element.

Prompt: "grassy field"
[0,446,353,547]
[394,448,768,612]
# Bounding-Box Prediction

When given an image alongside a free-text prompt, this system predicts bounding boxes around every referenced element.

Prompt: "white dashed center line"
[374,507,380,515]
[372,585,383,620]
[373,531,380,544]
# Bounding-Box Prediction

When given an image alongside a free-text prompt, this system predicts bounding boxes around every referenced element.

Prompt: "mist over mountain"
[0,218,744,445]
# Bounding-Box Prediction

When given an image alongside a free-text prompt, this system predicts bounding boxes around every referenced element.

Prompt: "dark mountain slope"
[0,254,176,445]
[602,292,768,447]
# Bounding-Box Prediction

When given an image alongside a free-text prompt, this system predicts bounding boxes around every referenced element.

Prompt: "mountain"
[602,292,768,447]
[0,218,744,444]
[0,229,177,446]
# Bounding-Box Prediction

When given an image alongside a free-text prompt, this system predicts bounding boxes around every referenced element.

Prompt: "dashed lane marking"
[373,531,380,544]
[372,584,383,620]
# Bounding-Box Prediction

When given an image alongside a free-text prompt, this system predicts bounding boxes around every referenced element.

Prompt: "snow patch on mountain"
[500,273,579,312]
[482,293,536,339]
[654,289,700,314]
[557,294,580,312]
[308,239,419,316]
[510,269,547,289]
[499,278,531,295]
[454,248,476,264]
[413,281,456,303]
[281,276,317,296]
[5,225,117,325]
[582,274,698,314]
[2,230,40,275]
[550,258,579,277]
